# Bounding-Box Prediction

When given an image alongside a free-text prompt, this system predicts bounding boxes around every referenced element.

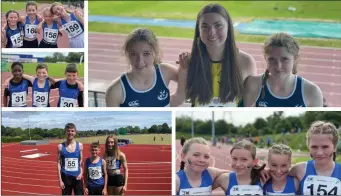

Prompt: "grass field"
[292,156,341,164]
[89,1,341,21]
[2,2,26,13]
[4,63,84,78]
[89,22,341,48]
[51,134,172,145]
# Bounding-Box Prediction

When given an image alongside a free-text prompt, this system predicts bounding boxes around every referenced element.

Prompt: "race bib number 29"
[303,175,341,195]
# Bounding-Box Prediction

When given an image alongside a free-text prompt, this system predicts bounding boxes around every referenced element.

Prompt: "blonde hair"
[268,144,292,161]
[123,28,162,65]
[261,33,300,99]
[306,121,339,161]
[50,2,72,14]
[230,140,265,185]
[181,137,209,155]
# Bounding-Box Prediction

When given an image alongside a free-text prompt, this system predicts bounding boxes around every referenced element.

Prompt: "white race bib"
[107,157,118,170]
[11,91,27,107]
[266,192,295,195]
[198,97,237,107]
[60,97,77,107]
[65,158,78,171]
[25,24,37,39]
[62,21,82,38]
[179,186,212,195]
[33,91,48,107]
[303,175,341,195]
[10,33,23,48]
[229,185,264,195]
[43,28,58,43]
[89,166,102,180]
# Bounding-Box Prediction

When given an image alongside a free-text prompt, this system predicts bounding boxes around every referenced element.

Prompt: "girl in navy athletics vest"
[243,33,323,107]
[213,140,265,195]
[106,28,188,107]
[39,8,61,48]
[103,135,128,195]
[22,1,43,48]
[263,144,299,195]
[84,142,108,196]
[57,123,84,195]
[1,10,24,48]
[50,2,84,48]
[176,137,230,195]
[3,62,32,107]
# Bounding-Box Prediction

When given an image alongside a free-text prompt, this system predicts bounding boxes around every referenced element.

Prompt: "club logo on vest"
[157,90,168,101]
[128,100,139,107]
[258,101,268,107]
[295,104,303,107]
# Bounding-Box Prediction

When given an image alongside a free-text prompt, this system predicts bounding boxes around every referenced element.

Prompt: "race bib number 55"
[65,158,78,171]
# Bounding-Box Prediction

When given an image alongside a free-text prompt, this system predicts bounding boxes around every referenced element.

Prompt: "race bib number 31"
[33,91,48,107]
[62,21,82,38]
[229,185,263,195]
[60,97,77,107]
[89,166,102,180]
[179,186,212,195]
[303,175,341,195]
[65,158,78,171]
[11,91,27,107]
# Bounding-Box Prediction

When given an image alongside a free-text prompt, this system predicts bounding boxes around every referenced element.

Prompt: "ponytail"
[251,163,266,185]
[261,70,270,100]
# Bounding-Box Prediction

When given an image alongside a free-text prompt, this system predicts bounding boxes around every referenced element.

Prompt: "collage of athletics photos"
[1,1,340,196]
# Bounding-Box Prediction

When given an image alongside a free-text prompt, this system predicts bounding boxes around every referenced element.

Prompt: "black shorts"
[108,174,125,187]
[23,39,38,48]
[88,185,104,195]
[39,40,58,48]
[61,172,84,195]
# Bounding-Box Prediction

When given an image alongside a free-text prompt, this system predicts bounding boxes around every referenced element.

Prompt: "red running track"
[0,72,84,107]
[89,32,341,107]
[1,143,171,195]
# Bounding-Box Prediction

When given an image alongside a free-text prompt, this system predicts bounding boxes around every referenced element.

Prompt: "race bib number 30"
[303,175,341,195]
[62,21,82,38]
[43,28,58,43]
[25,24,37,39]
[179,186,212,195]
[10,33,23,48]
[11,91,27,107]
[33,91,48,107]
[89,166,102,180]
[60,97,77,107]
[65,158,78,171]
[229,185,263,195]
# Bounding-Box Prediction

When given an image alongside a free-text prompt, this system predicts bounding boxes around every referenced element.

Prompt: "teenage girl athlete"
[1,10,24,48]
[176,137,230,195]
[179,3,256,107]
[212,140,265,195]
[243,32,323,107]
[263,144,299,195]
[57,123,84,195]
[3,62,32,107]
[84,142,108,196]
[105,27,187,107]
[38,8,62,48]
[50,2,84,48]
[103,135,128,195]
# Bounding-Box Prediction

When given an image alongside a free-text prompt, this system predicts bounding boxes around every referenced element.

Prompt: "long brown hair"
[104,135,121,160]
[186,3,242,104]
[230,140,266,185]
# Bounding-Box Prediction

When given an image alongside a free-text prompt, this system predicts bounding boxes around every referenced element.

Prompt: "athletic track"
[1,143,171,195]
[89,33,341,107]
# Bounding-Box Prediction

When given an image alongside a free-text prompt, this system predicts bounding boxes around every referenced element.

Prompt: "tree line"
[1,123,171,143]
[43,52,84,63]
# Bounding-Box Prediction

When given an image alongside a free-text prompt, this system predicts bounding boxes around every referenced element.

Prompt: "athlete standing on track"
[179,3,256,107]
[243,33,323,107]
[103,135,128,195]
[57,123,84,195]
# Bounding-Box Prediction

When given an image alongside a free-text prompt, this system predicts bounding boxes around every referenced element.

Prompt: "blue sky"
[2,111,172,131]
[176,111,305,126]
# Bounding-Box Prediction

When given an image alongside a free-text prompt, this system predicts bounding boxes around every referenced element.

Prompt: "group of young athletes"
[176,121,341,195]
[105,3,324,107]
[2,62,84,107]
[2,1,84,48]
[58,123,128,195]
